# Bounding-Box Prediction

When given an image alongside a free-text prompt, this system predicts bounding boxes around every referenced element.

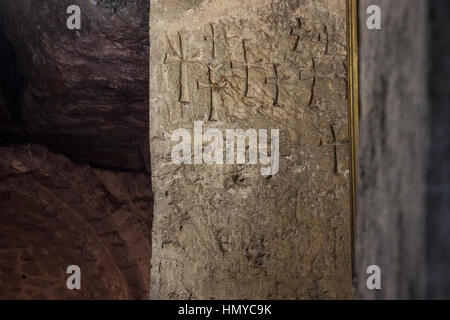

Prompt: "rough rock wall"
[150,0,353,299]
[426,0,450,300]
[0,144,152,299]
[356,0,428,299]
[0,0,149,170]
[0,1,152,299]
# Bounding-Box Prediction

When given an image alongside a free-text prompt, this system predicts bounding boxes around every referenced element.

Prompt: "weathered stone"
[150,0,353,299]
[356,0,428,300]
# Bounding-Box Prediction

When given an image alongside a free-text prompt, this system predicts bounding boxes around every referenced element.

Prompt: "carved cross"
[230,39,264,98]
[204,23,220,58]
[291,18,328,56]
[320,124,349,174]
[298,57,316,81]
[197,66,223,121]
[164,32,201,103]
[223,26,239,46]
[290,17,303,52]
[265,64,295,107]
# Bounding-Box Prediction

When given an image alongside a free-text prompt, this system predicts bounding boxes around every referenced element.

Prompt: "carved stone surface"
[150,0,352,299]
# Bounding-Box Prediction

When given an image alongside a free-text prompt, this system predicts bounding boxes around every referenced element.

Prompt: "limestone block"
[150,0,353,299]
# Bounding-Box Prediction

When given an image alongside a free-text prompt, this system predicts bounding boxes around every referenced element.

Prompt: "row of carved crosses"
[164,19,327,121]
[165,21,347,174]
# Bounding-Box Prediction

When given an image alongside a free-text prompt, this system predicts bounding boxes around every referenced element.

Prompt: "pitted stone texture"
[150,0,352,299]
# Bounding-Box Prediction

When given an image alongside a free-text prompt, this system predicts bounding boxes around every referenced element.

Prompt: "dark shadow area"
[426,0,450,300]
[0,0,150,171]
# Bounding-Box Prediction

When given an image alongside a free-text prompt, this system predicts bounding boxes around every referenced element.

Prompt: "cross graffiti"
[290,17,303,52]
[204,23,220,58]
[230,39,264,98]
[165,32,202,103]
[320,124,349,174]
[265,64,294,107]
[197,65,224,121]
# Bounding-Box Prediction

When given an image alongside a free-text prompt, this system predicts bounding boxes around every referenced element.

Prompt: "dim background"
[426,0,450,300]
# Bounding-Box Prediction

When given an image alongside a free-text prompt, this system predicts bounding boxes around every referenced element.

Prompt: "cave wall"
[0,1,152,299]
[356,0,429,299]
[0,144,152,299]
[0,0,149,171]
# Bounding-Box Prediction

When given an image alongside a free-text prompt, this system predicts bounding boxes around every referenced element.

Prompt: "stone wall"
[0,0,437,300]
[150,0,353,299]
[356,0,428,299]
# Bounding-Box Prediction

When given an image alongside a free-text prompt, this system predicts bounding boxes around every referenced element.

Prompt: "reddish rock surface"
[0,0,152,299]
[0,144,152,299]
